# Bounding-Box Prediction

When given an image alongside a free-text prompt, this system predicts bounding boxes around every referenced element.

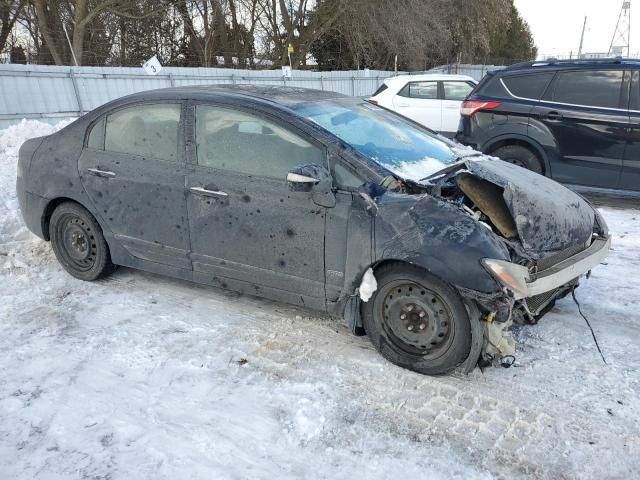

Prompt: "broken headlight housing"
[481,259,531,299]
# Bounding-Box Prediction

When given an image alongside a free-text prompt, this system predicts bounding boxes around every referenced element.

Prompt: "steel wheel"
[380,280,455,359]
[49,202,115,281]
[55,213,98,272]
[362,263,472,375]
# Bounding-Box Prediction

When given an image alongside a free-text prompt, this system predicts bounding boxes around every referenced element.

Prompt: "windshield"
[293,98,463,180]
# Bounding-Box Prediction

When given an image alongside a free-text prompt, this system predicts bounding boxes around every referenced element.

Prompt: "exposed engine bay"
[384,158,604,367]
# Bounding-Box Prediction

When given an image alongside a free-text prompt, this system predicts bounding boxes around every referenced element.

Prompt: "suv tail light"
[367,98,379,105]
[461,100,501,117]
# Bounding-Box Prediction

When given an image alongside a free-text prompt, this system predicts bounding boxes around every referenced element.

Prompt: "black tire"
[492,145,544,174]
[49,202,116,281]
[362,263,472,376]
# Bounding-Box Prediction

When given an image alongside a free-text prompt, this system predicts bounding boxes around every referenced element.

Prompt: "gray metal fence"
[0,63,505,129]
[428,63,506,81]
[0,64,397,128]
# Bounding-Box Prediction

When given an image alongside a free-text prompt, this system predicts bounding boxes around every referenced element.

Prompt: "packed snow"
[358,267,377,302]
[1,120,639,479]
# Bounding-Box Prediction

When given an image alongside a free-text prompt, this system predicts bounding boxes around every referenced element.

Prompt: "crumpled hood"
[463,159,595,255]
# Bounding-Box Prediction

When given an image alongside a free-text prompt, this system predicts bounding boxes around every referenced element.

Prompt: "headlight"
[481,259,531,299]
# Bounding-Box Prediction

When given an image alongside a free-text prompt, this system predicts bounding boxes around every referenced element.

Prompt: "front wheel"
[49,202,115,281]
[362,264,472,375]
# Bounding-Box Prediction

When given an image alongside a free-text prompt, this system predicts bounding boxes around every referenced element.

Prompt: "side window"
[195,105,325,178]
[398,81,438,100]
[502,73,555,100]
[104,104,181,162]
[442,81,475,100]
[551,70,624,109]
[333,161,364,189]
[631,70,639,110]
[87,118,105,149]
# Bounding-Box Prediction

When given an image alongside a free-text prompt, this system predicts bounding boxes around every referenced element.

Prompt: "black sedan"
[17,85,611,375]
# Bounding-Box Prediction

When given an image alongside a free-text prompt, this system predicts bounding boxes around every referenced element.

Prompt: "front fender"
[373,193,509,294]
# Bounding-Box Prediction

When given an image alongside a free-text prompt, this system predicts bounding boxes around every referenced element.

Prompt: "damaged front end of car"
[359,157,610,370]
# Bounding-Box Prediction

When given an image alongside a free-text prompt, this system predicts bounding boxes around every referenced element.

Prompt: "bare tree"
[0,0,25,54]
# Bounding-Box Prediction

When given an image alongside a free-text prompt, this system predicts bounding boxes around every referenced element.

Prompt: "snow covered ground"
[1,120,639,479]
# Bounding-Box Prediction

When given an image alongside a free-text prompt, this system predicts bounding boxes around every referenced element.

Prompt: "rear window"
[105,103,181,162]
[550,70,624,109]
[502,73,554,100]
[442,81,475,100]
[398,81,438,99]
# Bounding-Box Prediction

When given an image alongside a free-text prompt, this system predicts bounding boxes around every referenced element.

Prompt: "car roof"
[383,73,476,84]
[499,57,640,75]
[109,84,347,109]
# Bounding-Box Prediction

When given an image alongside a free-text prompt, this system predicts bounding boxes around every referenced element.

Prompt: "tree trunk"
[33,0,65,65]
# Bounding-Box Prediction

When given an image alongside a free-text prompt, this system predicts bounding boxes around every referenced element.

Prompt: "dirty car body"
[17,85,610,375]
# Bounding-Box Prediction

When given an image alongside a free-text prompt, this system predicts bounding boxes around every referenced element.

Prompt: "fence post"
[69,68,85,116]
[319,72,324,91]
[168,73,176,87]
[351,76,356,96]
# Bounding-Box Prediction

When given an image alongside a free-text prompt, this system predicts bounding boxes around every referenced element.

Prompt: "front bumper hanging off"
[482,235,611,300]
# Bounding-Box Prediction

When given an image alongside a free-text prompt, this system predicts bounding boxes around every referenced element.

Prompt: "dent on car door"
[621,69,640,191]
[78,102,192,270]
[532,69,626,188]
[392,81,442,131]
[186,104,330,309]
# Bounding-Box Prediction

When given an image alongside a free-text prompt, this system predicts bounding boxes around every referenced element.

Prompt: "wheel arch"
[42,196,107,242]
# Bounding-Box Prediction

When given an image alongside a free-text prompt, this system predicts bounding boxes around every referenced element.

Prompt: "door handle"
[397,103,410,107]
[546,111,563,121]
[86,168,116,178]
[190,186,228,198]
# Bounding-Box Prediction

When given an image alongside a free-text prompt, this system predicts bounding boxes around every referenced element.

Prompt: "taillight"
[461,100,501,117]
[367,98,379,105]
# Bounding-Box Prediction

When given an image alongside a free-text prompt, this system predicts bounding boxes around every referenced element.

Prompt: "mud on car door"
[185,103,330,310]
[78,102,192,271]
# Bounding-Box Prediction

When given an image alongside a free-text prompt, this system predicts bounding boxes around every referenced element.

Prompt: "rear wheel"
[362,264,472,375]
[49,202,115,281]
[492,144,544,174]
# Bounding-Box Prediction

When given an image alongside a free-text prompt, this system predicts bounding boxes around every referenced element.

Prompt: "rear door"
[440,80,476,136]
[621,69,640,191]
[186,103,329,309]
[78,102,191,270]
[392,80,442,131]
[531,69,627,188]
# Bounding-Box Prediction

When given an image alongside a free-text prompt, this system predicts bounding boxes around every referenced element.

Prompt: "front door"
[531,69,627,189]
[78,102,191,270]
[621,69,640,191]
[186,103,328,309]
[392,80,442,131]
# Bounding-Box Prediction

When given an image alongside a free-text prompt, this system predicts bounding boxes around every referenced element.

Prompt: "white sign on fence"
[281,66,292,79]
[142,56,163,75]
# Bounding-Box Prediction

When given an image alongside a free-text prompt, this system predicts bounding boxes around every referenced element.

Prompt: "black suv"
[456,58,640,193]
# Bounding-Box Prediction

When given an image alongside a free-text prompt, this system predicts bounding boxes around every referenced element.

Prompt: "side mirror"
[287,164,335,208]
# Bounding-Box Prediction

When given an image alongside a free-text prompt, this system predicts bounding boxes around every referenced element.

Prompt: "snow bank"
[0,119,72,244]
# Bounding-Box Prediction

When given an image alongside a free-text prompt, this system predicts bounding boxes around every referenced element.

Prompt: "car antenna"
[572,290,607,365]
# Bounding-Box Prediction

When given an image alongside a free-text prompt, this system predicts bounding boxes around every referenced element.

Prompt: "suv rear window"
[503,73,554,100]
[398,81,438,99]
[550,70,624,109]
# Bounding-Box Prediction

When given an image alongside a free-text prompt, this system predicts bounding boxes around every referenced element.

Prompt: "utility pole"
[578,16,587,58]
[609,1,632,57]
